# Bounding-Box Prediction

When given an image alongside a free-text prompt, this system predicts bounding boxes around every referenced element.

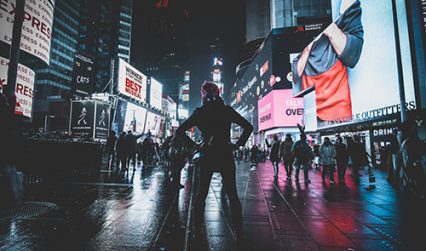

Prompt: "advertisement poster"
[292,0,416,129]
[162,95,177,118]
[150,77,163,110]
[124,102,147,134]
[179,83,190,102]
[0,0,55,64]
[70,100,95,137]
[229,24,325,132]
[0,56,35,118]
[258,90,304,131]
[72,54,95,96]
[112,99,127,133]
[94,101,110,139]
[117,59,147,103]
[144,111,162,136]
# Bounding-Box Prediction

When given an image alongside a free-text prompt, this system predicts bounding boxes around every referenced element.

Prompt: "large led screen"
[230,24,326,132]
[124,103,147,134]
[258,90,304,131]
[150,77,163,110]
[144,111,162,136]
[292,0,416,129]
[112,99,147,134]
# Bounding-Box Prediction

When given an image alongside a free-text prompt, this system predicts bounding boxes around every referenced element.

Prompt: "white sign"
[149,77,163,110]
[0,0,55,64]
[0,56,35,118]
[117,59,147,103]
[162,95,177,118]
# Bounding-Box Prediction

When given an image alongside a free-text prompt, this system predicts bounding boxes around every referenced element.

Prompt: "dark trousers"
[336,161,347,181]
[322,165,335,181]
[295,161,309,181]
[171,156,186,186]
[283,160,293,178]
[194,158,242,231]
[272,160,279,177]
[107,151,115,169]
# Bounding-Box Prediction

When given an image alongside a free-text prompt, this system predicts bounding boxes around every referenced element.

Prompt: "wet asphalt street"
[0,160,425,251]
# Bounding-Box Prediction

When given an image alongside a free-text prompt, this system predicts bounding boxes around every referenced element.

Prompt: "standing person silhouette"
[176,81,253,238]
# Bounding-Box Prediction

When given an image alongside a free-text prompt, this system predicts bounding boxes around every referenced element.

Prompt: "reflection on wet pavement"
[0,161,424,251]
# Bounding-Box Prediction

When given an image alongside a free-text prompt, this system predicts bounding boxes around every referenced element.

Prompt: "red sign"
[125,78,142,99]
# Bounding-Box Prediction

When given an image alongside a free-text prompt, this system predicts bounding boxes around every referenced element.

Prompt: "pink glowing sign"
[258,89,304,131]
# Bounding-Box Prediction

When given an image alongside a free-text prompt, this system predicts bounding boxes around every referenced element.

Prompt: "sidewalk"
[0,161,424,250]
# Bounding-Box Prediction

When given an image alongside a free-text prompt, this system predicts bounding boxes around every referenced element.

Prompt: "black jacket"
[176,100,253,158]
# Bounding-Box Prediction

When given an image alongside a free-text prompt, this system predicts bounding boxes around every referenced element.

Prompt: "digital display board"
[292,0,416,129]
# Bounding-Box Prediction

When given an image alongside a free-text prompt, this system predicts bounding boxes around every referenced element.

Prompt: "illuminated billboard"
[145,111,162,136]
[179,83,190,102]
[112,99,147,134]
[258,90,304,131]
[117,59,147,103]
[229,24,325,131]
[150,77,163,110]
[72,54,95,96]
[124,102,147,134]
[0,0,55,64]
[0,56,35,118]
[292,0,416,129]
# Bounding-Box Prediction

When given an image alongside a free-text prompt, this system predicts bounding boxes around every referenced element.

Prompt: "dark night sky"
[132,0,246,112]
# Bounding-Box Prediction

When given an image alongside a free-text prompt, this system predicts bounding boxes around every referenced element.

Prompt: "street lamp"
[44,115,55,133]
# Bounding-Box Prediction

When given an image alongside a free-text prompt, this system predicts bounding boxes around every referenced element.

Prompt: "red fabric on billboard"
[302,60,352,121]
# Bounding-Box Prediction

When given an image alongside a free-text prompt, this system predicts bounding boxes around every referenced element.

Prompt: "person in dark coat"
[265,135,281,178]
[115,132,127,171]
[124,131,144,171]
[279,134,294,179]
[175,81,253,237]
[335,136,349,182]
[348,135,368,180]
[106,130,117,169]
[250,145,258,165]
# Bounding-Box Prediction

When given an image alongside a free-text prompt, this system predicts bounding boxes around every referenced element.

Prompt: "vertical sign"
[0,0,55,64]
[0,56,35,118]
[70,100,95,137]
[72,54,95,96]
[94,101,110,139]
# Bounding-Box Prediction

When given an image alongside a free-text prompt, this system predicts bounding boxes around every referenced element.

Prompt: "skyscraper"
[132,0,189,103]
[27,0,81,126]
[246,0,271,42]
[79,0,133,91]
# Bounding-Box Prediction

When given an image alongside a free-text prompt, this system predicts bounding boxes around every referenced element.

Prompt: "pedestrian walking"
[335,136,349,182]
[265,135,281,178]
[106,130,117,169]
[348,135,368,181]
[250,145,259,166]
[279,134,294,180]
[124,131,144,170]
[115,132,127,171]
[175,81,253,238]
[319,137,336,184]
[291,133,313,184]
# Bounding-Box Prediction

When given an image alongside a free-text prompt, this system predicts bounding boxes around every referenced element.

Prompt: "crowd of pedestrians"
[105,129,162,172]
[233,133,378,185]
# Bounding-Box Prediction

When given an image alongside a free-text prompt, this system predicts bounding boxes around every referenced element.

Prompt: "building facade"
[79,0,133,92]
[27,0,81,126]
[270,0,331,28]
